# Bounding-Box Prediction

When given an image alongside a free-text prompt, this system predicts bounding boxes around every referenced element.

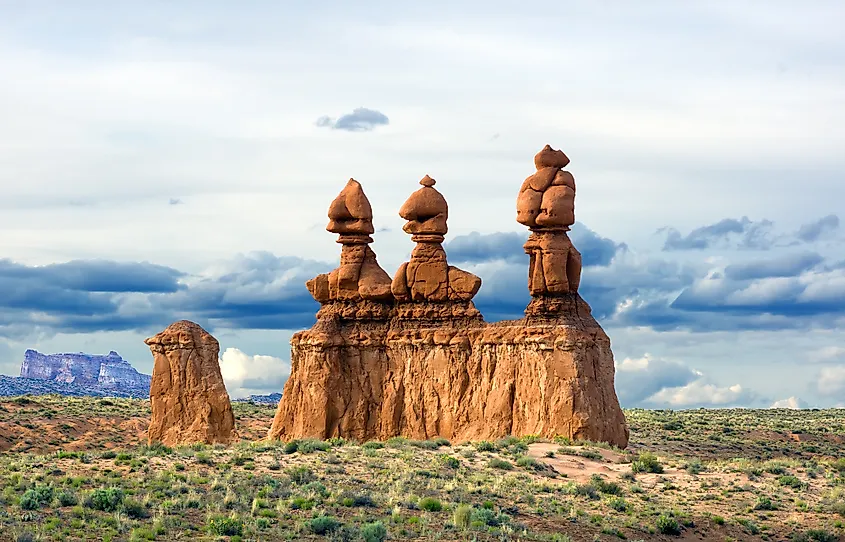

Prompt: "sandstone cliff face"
[146,321,237,446]
[270,150,629,447]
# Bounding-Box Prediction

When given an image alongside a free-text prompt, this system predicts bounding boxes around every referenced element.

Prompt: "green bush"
[439,455,460,469]
[306,515,340,535]
[86,488,124,512]
[590,474,623,495]
[418,497,442,512]
[208,515,244,536]
[20,485,53,510]
[754,496,776,510]
[793,530,838,542]
[361,521,387,542]
[778,475,806,490]
[283,440,300,454]
[297,439,330,454]
[656,514,681,535]
[489,458,513,470]
[516,456,539,470]
[56,490,78,507]
[286,466,315,485]
[631,452,663,474]
[362,441,385,450]
[122,498,149,519]
[606,496,628,512]
[475,441,496,452]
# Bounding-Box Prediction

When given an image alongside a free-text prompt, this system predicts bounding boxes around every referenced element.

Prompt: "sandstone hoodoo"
[269,149,629,448]
[146,320,237,446]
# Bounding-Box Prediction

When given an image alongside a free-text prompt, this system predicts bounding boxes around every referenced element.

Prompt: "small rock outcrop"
[146,321,237,446]
[19,349,150,397]
[269,148,629,448]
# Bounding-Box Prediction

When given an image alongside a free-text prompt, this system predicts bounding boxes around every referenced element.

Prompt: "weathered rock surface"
[146,321,237,446]
[19,349,151,396]
[270,155,628,448]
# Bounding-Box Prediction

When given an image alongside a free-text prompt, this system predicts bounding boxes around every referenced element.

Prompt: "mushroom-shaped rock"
[145,320,237,446]
[399,175,449,236]
[327,178,375,235]
[534,144,570,170]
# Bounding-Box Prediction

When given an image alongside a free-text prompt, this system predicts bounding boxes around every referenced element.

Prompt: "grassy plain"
[0,396,843,541]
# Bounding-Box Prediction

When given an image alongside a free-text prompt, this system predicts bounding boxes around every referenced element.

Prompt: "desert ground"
[0,396,843,541]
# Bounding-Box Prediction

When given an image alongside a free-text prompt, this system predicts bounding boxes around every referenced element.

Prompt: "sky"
[0,1,844,406]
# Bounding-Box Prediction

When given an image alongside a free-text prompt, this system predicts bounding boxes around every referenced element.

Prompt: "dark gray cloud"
[444,223,625,267]
[315,107,389,132]
[660,216,775,251]
[796,214,840,242]
[0,252,331,339]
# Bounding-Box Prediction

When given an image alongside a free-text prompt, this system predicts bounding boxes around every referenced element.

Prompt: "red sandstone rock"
[268,147,627,448]
[146,321,237,446]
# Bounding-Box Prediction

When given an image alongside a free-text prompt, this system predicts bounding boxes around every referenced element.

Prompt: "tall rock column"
[145,320,237,446]
[269,179,394,441]
[512,145,629,447]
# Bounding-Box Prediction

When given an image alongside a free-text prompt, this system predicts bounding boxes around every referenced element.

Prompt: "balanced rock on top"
[145,320,237,446]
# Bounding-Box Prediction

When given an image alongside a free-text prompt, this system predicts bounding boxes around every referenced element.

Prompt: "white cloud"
[809,346,845,363]
[769,396,809,409]
[816,366,845,397]
[646,380,752,408]
[218,347,290,399]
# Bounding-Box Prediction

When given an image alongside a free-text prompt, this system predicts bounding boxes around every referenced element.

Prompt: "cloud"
[614,354,700,406]
[168,198,184,205]
[315,107,389,132]
[723,251,824,281]
[219,347,290,399]
[816,366,845,397]
[0,252,331,339]
[809,346,845,363]
[769,396,809,409]
[796,214,840,242]
[646,380,755,408]
[660,216,774,251]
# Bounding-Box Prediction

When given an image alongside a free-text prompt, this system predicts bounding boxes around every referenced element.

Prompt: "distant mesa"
[4,349,152,398]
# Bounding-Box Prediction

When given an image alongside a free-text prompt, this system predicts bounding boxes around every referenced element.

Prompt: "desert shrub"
[283,440,300,454]
[129,527,155,541]
[194,452,213,465]
[578,449,603,461]
[433,437,451,447]
[631,452,663,474]
[754,496,776,510]
[122,498,149,519]
[763,460,789,475]
[86,488,124,512]
[306,515,340,535]
[684,458,704,474]
[516,456,538,470]
[16,533,35,542]
[101,450,117,459]
[362,441,384,450]
[409,439,439,450]
[20,485,53,510]
[286,466,315,485]
[471,507,509,526]
[778,475,806,490]
[489,458,513,470]
[338,491,375,507]
[574,483,599,500]
[737,518,760,534]
[56,489,78,507]
[590,474,623,496]
[475,441,496,452]
[297,439,330,453]
[662,420,683,431]
[453,504,472,530]
[360,521,387,542]
[656,514,681,535]
[439,455,460,469]
[606,496,628,512]
[208,515,244,536]
[793,530,839,542]
[418,497,442,512]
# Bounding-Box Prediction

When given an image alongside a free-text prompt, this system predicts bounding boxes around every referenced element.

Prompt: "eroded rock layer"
[146,320,237,446]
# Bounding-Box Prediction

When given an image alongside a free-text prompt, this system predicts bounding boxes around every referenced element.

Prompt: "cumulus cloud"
[796,214,840,242]
[218,347,290,399]
[315,107,389,132]
[816,366,845,397]
[646,380,754,408]
[723,251,823,281]
[769,396,809,409]
[614,354,700,406]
